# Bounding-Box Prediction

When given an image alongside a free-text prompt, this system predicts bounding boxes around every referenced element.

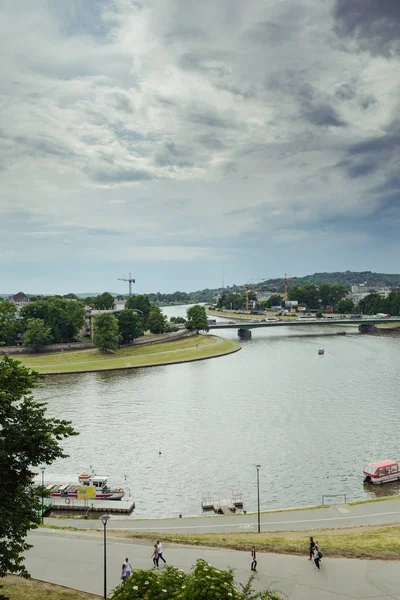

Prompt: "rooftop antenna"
[118,272,135,297]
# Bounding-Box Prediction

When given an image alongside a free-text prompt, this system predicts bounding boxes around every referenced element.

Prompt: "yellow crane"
[284,273,297,302]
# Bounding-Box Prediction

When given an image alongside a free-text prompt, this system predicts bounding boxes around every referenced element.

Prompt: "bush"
[110,559,282,600]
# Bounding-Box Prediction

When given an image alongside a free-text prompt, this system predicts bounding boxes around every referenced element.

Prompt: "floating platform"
[49,497,135,514]
[201,490,244,514]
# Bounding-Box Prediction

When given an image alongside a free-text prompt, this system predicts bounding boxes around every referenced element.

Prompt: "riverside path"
[26,528,400,599]
[44,497,400,533]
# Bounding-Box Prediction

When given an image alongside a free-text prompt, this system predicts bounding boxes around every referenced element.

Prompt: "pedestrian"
[157,540,166,565]
[308,536,315,560]
[251,545,257,571]
[152,543,159,569]
[121,562,127,583]
[313,542,322,570]
[124,557,132,578]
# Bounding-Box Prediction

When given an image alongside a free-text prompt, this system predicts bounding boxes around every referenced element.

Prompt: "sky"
[1,0,400,295]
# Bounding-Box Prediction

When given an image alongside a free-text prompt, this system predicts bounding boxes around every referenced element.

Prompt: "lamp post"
[100,515,110,600]
[40,467,45,524]
[256,464,261,533]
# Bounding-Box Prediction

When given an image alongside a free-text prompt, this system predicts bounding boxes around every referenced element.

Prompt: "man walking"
[124,557,133,577]
[157,540,166,565]
[251,546,257,571]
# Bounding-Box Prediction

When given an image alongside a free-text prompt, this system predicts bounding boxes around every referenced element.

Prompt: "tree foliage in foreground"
[23,318,53,350]
[110,559,282,600]
[147,307,167,334]
[117,309,144,344]
[0,356,78,581]
[93,313,120,352]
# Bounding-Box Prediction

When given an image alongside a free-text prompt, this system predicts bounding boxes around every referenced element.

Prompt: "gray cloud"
[333,0,400,56]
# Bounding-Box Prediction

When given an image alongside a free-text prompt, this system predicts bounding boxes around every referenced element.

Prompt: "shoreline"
[14,334,241,375]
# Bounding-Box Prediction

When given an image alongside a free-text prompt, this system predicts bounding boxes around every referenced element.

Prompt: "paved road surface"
[45,498,400,533]
[26,529,400,600]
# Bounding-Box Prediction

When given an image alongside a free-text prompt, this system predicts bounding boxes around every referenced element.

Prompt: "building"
[348,284,391,304]
[10,292,30,310]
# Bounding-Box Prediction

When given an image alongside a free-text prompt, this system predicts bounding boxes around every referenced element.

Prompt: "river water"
[34,305,400,518]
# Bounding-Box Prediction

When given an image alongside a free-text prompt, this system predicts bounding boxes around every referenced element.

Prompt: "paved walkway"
[45,498,400,533]
[26,529,400,599]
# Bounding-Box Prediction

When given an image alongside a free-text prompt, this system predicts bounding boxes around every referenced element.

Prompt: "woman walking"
[313,542,322,570]
[121,562,128,583]
[152,543,159,569]
[308,536,315,560]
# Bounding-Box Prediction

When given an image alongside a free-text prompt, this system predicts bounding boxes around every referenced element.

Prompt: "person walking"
[313,543,322,570]
[250,546,257,571]
[124,557,133,578]
[157,540,166,565]
[121,562,128,583]
[308,536,315,560]
[152,543,159,569]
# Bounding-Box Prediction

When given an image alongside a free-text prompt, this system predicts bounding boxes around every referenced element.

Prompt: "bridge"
[208,317,400,338]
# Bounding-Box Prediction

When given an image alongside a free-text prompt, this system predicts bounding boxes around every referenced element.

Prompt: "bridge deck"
[208,317,400,330]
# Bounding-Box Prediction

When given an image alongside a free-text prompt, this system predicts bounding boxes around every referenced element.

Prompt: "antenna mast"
[118,272,136,297]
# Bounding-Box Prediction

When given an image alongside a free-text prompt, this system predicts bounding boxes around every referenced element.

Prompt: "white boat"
[46,473,125,500]
[363,459,400,484]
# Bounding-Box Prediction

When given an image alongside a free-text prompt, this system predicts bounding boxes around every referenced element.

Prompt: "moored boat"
[45,473,125,500]
[363,459,400,484]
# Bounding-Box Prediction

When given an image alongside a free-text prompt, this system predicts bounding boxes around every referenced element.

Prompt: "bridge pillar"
[238,328,252,339]
[358,323,378,333]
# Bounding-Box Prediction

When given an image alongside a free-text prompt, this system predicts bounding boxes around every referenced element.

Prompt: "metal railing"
[321,493,347,505]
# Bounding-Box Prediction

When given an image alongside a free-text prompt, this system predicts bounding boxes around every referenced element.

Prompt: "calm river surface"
[34,305,400,518]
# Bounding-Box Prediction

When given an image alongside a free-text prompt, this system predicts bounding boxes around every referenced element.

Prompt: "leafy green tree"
[0,356,78,580]
[93,313,120,352]
[318,284,331,308]
[110,559,281,600]
[186,305,209,331]
[336,298,354,313]
[266,295,283,308]
[0,301,21,346]
[20,298,85,343]
[171,316,186,324]
[117,309,144,344]
[147,307,167,334]
[316,310,323,318]
[23,319,52,350]
[92,292,115,310]
[125,295,152,325]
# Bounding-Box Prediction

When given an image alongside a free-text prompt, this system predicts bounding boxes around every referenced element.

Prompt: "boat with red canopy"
[363,459,400,484]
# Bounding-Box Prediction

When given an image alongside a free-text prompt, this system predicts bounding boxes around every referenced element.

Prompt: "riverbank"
[15,334,241,374]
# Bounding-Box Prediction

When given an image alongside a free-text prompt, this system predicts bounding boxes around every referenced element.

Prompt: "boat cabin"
[363,459,400,484]
[78,473,108,490]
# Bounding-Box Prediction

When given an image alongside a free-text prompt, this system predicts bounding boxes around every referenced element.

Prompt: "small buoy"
[318,349,324,355]
[159,451,162,455]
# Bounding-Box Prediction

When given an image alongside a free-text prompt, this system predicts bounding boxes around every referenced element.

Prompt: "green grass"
[348,495,400,506]
[15,335,241,374]
[0,576,99,599]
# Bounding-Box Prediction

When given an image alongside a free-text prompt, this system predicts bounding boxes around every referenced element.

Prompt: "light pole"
[256,464,261,533]
[40,467,45,524]
[100,515,110,600]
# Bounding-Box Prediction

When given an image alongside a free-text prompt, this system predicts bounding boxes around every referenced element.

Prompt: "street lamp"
[100,515,111,600]
[256,464,261,533]
[40,467,45,524]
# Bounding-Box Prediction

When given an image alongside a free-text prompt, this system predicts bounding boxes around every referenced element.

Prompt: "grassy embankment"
[16,334,241,374]
[0,576,99,600]
[105,524,400,560]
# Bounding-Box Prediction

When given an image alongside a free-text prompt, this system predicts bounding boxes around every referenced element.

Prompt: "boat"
[363,460,400,484]
[45,473,125,500]
[336,331,346,336]
[318,349,324,355]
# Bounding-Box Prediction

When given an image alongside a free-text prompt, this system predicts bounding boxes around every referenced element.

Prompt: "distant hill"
[254,271,400,291]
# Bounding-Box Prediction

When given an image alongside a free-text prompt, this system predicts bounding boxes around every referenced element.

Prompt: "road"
[26,529,400,599]
[45,498,400,533]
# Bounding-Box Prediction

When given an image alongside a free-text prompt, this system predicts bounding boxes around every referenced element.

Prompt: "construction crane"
[118,272,135,297]
[284,273,297,302]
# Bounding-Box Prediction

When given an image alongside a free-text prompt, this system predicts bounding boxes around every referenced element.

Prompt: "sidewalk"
[26,529,400,599]
[44,497,400,534]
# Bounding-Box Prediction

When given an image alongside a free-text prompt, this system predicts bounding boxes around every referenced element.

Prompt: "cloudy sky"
[1,0,400,294]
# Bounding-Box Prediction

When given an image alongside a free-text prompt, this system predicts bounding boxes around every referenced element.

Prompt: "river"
[34,305,400,518]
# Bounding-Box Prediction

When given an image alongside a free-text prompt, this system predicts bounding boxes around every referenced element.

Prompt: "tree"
[267,295,283,308]
[336,298,354,314]
[92,292,115,310]
[117,309,144,344]
[20,298,85,343]
[0,356,78,580]
[93,313,120,352]
[125,295,152,325]
[23,319,52,350]
[147,307,167,334]
[0,301,21,346]
[316,310,323,318]
[186,305,209,331]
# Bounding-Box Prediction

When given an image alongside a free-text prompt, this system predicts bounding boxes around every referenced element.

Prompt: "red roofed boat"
[363,459,400,484]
